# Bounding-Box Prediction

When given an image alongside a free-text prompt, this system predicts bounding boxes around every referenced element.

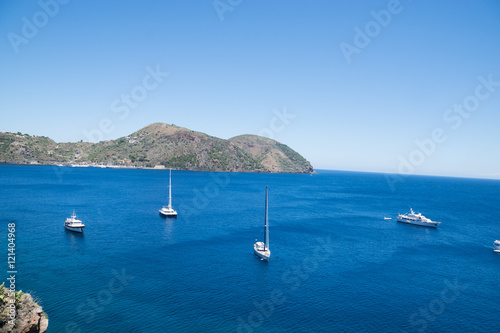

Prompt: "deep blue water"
[1,165,499,332]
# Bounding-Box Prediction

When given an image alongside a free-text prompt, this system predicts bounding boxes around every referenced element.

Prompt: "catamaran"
[254,186,270,261]
[65,210,85,233]
[159,168,177,217]
[397,208,441,228]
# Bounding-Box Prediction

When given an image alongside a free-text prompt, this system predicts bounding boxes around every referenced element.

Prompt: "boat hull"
[159,209,177,217]
[494,241,500,252]
[397,218,440,228]
[65,225,84,233]
[254,243,270,261]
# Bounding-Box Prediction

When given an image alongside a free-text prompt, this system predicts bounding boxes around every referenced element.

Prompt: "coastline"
[0,161,316,174]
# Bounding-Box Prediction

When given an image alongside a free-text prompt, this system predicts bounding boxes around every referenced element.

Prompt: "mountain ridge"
[0,123,314,173]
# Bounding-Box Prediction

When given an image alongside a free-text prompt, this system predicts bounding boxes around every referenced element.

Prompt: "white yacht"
[494,240,500,252]
[159,169,177,217]
[397,208,441,228]
[65,210,85,233]
[384,217,392,220]
[254,186,270,261]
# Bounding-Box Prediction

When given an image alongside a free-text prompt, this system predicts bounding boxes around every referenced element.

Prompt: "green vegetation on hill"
[228,134,314,173]
[0,123,314,173]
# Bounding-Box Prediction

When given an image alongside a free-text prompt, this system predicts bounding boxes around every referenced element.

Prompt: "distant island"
[0,123,314,173]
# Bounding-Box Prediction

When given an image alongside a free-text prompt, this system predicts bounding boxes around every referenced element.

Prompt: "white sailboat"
[65,210,85,233]
[159,168,177,217]
[254,186,270,261]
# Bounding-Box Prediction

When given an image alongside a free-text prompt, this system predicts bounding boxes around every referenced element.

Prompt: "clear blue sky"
[1,0,499,179]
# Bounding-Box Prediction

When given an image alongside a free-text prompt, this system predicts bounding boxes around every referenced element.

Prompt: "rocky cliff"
[0,284,48,333]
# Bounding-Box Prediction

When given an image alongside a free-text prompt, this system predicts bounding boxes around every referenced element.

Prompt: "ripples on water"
[0,165,499,332]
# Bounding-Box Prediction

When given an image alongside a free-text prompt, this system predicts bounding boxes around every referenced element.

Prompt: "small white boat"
[397,208,441,228]
[494,240,500,253]
[159,169,177,217]
[254,186,271,261]
[384,217,392,220]
[65,210,85,233]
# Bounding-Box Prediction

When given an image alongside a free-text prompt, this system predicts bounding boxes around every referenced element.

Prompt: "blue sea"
[1,165,499,332]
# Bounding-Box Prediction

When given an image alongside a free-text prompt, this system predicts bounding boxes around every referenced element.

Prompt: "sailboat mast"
[168,168,172,209]
[264,185,269,250]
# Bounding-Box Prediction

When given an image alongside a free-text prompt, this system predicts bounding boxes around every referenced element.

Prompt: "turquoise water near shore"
[1,165,499,332]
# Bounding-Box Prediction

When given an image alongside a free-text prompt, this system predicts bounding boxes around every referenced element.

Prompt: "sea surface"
[1,165,499,332]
